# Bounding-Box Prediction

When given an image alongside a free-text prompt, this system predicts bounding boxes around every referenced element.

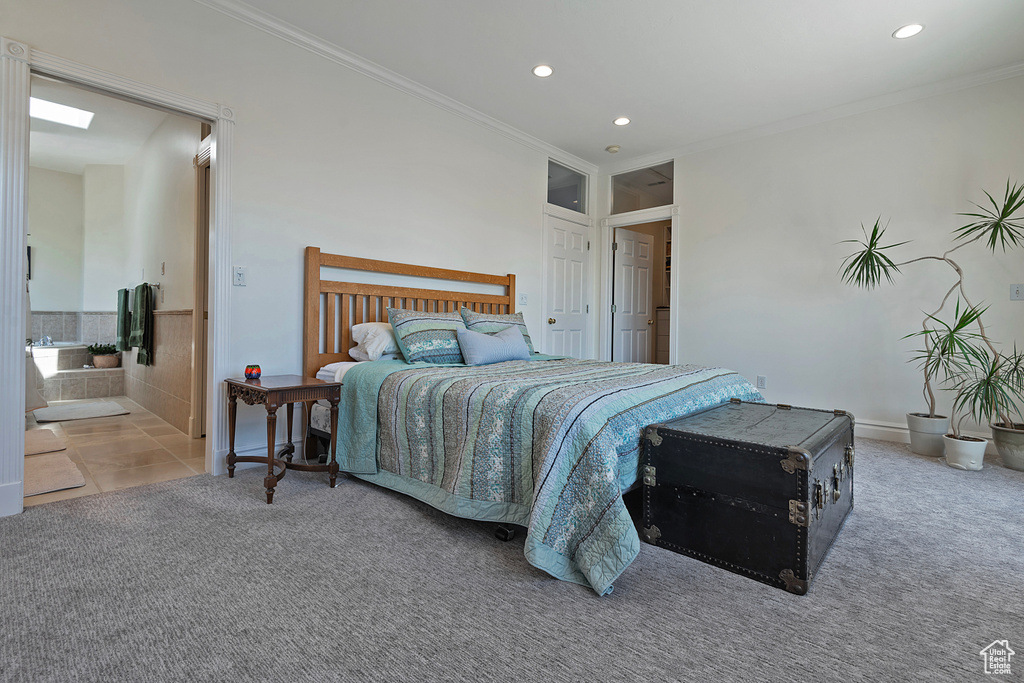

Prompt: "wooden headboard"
[303,246,517,378]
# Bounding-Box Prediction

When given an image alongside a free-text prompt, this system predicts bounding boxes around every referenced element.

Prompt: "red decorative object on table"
[244,364,261,380]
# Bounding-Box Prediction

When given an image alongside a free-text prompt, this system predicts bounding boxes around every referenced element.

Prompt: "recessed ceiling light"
[892,24,924,39]
[29,97,94,129]
[613,117,630,126]
[532,65,553,78]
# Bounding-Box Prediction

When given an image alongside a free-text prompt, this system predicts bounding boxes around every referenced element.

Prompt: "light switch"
[233,266,246,286]
[518,293,528,306]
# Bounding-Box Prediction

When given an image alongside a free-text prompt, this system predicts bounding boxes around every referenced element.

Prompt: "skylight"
[29,97,94,129]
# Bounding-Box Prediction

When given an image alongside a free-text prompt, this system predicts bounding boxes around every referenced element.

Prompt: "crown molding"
[599,60,1024,176]
[192,0,598,175]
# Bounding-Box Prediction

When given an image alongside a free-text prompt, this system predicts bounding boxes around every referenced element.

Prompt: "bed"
[303,246,763,594]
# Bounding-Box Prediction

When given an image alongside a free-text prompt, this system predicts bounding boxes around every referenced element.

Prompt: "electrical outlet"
[518,293,528,306]
[233,266,246,287]
[756,375,767,390]
[1012,284,1024,301]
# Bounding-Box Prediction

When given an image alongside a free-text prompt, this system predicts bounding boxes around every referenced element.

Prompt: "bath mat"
[24,429,67,456]
[24,452,86,497]
[34,401,129,423]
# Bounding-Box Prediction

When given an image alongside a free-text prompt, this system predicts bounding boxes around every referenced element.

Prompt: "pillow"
[387,308,467,364]
[349,322,401,361]
[456,326,531,366]
[460,308,536,354]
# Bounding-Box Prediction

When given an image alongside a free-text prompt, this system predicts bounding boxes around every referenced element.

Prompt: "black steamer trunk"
[641,399,854,595]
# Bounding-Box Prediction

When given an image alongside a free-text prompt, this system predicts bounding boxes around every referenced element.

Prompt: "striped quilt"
[335,357,762,595]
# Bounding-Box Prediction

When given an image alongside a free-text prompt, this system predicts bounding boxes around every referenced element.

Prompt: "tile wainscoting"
[124,310,194,434]
[30,311,117,345]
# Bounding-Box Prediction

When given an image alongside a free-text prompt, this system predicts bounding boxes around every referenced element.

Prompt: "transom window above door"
[547,160,587,214]
[611,161,673,214]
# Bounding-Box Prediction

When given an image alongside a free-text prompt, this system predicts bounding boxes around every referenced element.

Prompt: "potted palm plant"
[839,180,1024,461]
[909,303,1024,469]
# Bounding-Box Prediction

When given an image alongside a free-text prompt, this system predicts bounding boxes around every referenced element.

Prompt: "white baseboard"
[0,480,24,518]
[857,418,999,456]
[211,438,309,476]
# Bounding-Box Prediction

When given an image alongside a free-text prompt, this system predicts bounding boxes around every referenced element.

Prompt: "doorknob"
[548,318,557,324]
[647,319,653,325]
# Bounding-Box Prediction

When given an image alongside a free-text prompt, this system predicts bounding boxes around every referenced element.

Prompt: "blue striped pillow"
[387,308,466,364]
[456,326,531,366]
[460,308,535,354]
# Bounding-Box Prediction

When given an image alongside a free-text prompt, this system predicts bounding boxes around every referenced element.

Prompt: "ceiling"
[234,0,1024,167]
[30,76,169,175]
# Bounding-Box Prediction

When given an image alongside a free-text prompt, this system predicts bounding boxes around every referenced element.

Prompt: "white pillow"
[349,322,400,361]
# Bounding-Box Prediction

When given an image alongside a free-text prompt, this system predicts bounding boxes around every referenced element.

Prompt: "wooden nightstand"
[224,374,341,503]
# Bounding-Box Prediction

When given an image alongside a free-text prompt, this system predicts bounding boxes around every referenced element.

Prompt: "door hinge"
[612,242,618,251]
[587,240,590,251]
[586,304,589,314]
[611,304,617,313]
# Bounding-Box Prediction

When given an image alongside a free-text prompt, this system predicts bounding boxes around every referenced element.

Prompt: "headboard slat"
[325,293,336,354]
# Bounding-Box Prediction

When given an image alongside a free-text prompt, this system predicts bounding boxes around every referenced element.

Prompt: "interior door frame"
[0,36,235,516]
[541,203,594,358]
[598,205,680,363]
[190,142,211,441]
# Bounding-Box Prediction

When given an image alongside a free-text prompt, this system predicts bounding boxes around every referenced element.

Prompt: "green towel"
[115,288,132,352]
[129,283,154,366]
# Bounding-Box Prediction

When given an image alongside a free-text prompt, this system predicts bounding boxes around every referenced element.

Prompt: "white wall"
[666,75,1024,434]
[81,165,126,311]
[3,0,550,452]
[27,166,83,311]
[123,113,200,311]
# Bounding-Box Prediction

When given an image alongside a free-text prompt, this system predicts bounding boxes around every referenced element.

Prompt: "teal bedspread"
[336,357,763,595]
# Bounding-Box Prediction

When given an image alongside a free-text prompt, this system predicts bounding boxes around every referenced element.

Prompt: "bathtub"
[29,343,125,401]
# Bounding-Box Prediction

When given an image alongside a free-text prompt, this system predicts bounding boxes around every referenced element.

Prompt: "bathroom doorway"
[24,74,211,503]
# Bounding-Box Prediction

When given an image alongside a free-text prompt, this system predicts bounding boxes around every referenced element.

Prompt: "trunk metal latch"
[642,465,657,487]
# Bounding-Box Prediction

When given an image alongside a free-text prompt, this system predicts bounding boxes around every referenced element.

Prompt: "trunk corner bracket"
[779,569,808,595]
[642,525,661,544]
[781,447,812,474]
[645,428,663,447]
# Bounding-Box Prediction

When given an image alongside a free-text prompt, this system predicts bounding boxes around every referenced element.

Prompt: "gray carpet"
[1,438,1021,682]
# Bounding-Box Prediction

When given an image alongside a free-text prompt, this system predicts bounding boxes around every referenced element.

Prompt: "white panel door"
[544,213,590,358]
[612,227,653,363]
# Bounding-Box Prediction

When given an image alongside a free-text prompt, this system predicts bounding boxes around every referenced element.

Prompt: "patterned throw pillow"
[387,308,467,364]
[460,308,536,354]
[456,326,531,366]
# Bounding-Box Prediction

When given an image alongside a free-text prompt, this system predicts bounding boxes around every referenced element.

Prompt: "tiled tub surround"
[31,311,117,345]
[30,344,125,401]
[125,310,194,434]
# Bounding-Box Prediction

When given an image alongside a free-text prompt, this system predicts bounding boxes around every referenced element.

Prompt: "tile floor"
[24,396,205,507]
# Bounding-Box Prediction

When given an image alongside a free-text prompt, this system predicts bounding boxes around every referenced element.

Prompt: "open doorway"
[611,220,671,363]
[23,75,210,505]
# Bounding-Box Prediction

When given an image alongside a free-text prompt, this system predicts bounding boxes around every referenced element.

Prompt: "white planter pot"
[991,423,1024,472]
[906,413,949,457]
[942,434,986,471]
